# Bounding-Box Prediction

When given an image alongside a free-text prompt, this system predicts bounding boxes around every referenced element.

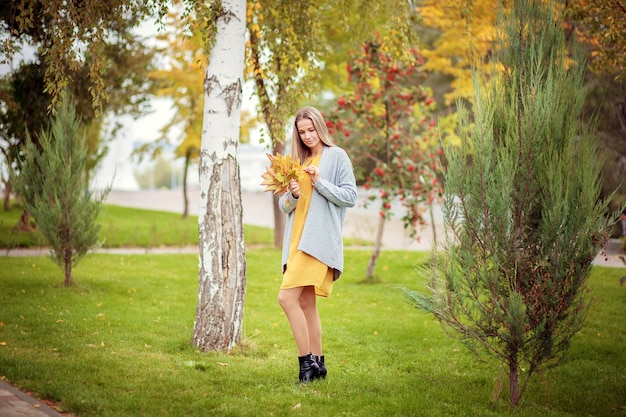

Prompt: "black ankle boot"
[298,353,319,383]
[314,355,327,379]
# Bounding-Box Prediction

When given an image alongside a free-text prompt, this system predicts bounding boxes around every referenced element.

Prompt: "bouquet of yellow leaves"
[260,152,307,194]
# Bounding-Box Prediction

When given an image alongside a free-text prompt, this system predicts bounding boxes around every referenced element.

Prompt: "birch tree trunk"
[192,0,246,352]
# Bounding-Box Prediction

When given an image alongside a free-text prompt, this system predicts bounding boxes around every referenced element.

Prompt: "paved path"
[0,380,64,417]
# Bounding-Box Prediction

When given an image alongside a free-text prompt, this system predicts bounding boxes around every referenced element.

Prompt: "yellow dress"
[281,155,335,297]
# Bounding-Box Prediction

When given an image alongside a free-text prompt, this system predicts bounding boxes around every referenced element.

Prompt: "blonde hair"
[290,106,335,163]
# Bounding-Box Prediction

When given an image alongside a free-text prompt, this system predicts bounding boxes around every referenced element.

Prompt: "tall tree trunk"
[3,178,12,210]
[366,213,386,279]
[63,249,72,287]
[429,204,437,246]
[18,209,32,231]
[193,0,246,353]
[249,29,289,250]
[509,355,520,406]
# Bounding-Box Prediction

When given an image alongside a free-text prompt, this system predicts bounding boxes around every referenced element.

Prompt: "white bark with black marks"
[192,0,246,352]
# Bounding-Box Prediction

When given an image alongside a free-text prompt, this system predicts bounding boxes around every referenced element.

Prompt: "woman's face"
[297,118,324,154]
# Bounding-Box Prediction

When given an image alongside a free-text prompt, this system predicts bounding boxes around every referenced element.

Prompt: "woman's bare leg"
[299,286,322,357]
[278,286,310,355]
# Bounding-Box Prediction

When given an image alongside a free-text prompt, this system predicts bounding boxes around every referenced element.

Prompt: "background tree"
[0,62,49,215]
[417,0,625,109]
[314,0,421,100]
[10,92,110,287]
[135,7,206,219]
[0,47,155,162]
[417,0,626,221]
[191,0,247,353]
[407,0,615,406]
[133,156,178,190]
[565,1,626,224]
[247,0,420,248]
[328,35,442,279]
[135,3,260,219]
[1,9,156,226]
[565,0,626,80]
[416,0,503,104]
[246,0,326,247]
[0,0,156,114]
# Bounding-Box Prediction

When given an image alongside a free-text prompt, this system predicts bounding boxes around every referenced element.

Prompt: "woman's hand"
[288,179,300,198]
[304,166,320,184]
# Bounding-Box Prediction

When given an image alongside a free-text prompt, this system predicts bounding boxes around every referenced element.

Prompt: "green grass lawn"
[0,200,366,249]
[0,200,203,249]
[0,203,625,416]
[1,252,625,416]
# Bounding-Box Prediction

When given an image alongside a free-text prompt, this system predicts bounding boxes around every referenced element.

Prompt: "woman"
[278,106,358,383]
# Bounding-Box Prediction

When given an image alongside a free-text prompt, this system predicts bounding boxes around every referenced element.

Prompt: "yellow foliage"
[370,101,386,118]
[260,153,309,194]
[566,0,626,79]
[145,7,212,161]
[369,76,381,92]
[418,0,501,104]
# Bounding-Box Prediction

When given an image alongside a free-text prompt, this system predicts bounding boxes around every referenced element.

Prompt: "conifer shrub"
[11,92,110,286]
[407,0,617,406]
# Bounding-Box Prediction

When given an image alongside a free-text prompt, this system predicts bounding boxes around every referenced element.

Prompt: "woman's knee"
[278,289,298,309]
[298,287,316,310]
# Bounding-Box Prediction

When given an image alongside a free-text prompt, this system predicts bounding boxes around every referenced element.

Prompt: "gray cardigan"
[279,146,358,280]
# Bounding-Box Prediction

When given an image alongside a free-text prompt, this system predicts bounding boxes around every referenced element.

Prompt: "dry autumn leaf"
[260,153,307,194]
